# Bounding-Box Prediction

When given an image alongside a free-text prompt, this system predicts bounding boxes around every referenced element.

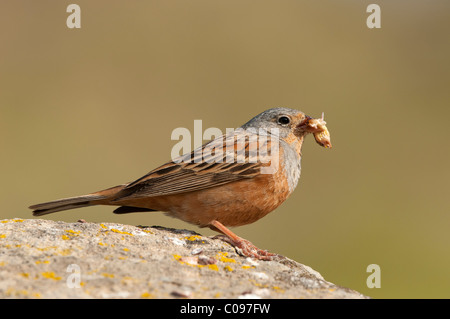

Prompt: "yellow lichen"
[241,265,255,269]
[173,254,181,260]
[41,272,61,280]
[58,249,72,256]
[65,230,80,235]
[272,286,285,293]
[216,252,236,263]
[1,219,24,223]
[121,276,135,283]
[62,229,80,241]
[184,235,204,242]
[173,254,219,271]
[224,265,233,272]
[207,264,219,271]
[111,228,133,236]
[248,280,268,288]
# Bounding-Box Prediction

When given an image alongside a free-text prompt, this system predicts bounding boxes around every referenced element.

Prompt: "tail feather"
[30,195,105,216]
[29,184,126,216]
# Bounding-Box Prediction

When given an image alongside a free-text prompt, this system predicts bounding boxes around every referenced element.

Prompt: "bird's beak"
[296,115,319,134]
[296,116,310,131]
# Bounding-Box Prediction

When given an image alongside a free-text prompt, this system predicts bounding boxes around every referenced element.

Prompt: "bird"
[29,107,331,260]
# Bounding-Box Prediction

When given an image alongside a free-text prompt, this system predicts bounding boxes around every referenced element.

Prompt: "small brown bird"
[29,108,331,260]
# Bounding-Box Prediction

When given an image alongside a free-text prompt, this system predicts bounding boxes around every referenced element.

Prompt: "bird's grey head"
[241,107,307,139]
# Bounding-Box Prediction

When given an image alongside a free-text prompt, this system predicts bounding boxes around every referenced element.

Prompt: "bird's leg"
[209,220,278,261]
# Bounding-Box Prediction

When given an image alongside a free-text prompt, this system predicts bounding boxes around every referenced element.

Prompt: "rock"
[0,218,367,299]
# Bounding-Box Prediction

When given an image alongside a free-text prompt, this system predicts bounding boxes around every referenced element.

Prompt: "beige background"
[1,1,449,298]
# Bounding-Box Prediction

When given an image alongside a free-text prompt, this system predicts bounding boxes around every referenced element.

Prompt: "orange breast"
[112,165,292,228]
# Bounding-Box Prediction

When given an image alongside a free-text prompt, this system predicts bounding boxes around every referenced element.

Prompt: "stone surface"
[0,218,367,299]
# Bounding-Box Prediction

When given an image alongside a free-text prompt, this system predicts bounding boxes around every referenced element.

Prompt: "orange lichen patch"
[272,286,285,293]
[184,235,201,241]
[62,229,81,240]
[120,276,136,284]
[65,230,81,235]
[216,252,236,263]
[224,265,233,272]
[173,254,219,271]
[207,264,219,271]
[41,272,62,280]
[57,248,72,256]
[110,228,133,236]
[35,246,57,251]
[5,288,41,298]
[1,219,24,223]
[241,265,256,270]
[250,280,268,288]
[141,292,154,298]
[184,235,205,243]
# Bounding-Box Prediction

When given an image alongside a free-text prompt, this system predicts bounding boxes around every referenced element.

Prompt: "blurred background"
[1,1,449,298]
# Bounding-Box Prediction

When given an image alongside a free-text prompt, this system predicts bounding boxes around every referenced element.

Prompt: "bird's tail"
[29,184,126,216]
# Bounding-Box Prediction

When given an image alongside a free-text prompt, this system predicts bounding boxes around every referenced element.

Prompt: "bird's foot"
[213,235,279,261]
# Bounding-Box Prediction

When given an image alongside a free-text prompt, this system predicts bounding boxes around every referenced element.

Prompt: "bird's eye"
[277,116,291,125]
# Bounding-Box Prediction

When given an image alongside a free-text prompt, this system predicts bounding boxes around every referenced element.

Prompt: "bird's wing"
[112,131,276,201]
